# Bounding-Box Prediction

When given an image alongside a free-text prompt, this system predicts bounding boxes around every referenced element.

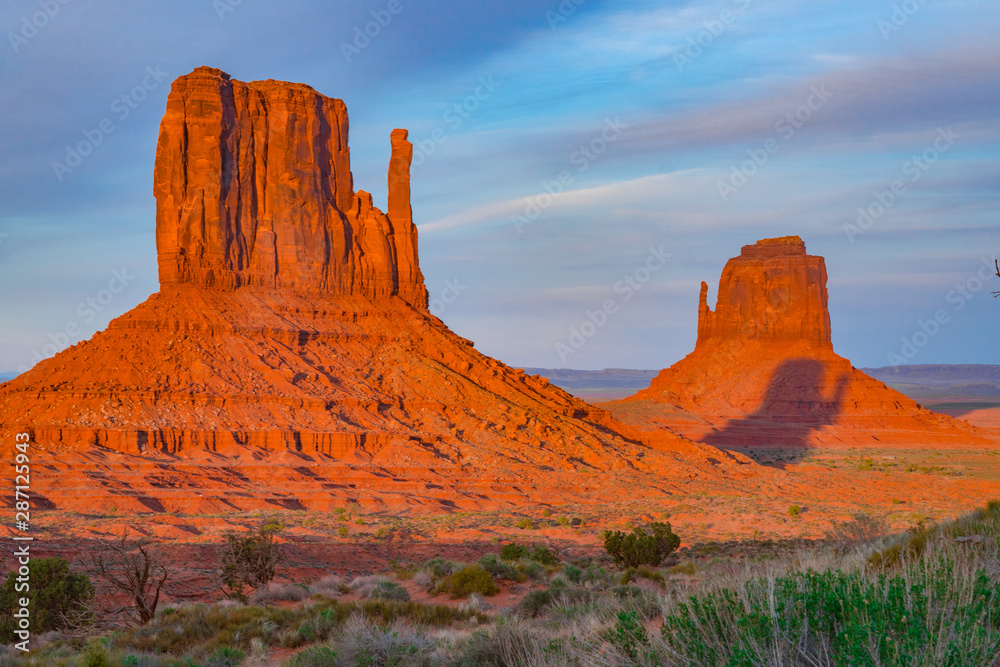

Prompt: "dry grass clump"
[307,575,345,598]
[249,582,310,605]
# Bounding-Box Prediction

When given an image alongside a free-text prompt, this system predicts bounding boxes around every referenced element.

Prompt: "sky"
[1,0,998,374]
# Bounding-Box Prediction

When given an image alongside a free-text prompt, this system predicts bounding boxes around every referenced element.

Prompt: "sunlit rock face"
[611,237,987,449]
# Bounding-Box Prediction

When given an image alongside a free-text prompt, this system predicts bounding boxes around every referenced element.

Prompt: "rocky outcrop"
[697,237,830,346]
[607,237,990,448]
[0,68,751,514]
[154,66,426,307]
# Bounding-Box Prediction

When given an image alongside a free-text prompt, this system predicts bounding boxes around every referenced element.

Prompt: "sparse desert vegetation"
[4,505,1000,665]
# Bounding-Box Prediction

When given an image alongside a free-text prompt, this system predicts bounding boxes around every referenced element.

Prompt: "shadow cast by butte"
[702,358,849,466]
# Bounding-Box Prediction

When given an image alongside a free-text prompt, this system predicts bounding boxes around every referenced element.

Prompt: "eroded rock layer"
[0,68,752,514]
[607,237,991,448]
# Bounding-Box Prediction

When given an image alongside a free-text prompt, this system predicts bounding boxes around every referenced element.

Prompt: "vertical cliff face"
[697,236,831,347]
[154,66,426,307]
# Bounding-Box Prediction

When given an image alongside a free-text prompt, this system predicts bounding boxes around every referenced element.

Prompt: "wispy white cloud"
[419,170,707,232]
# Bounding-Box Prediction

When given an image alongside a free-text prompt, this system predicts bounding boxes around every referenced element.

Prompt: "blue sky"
[1,0,998,373]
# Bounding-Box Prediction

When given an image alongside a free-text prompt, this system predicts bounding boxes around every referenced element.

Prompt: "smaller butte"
[605,236,994,449]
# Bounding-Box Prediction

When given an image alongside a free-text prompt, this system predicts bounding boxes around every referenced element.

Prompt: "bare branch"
[85,528,173,626]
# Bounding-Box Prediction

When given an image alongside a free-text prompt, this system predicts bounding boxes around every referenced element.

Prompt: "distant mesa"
[0,67,748,515]
[605,236,991,449]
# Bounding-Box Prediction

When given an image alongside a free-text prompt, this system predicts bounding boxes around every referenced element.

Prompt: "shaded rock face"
[154,67,426,307]
[0,67,752,514]
[697,236,831,347]
[609,237,987,450]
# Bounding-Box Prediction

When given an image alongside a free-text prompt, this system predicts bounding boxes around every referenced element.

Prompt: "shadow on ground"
[702,358,849,466]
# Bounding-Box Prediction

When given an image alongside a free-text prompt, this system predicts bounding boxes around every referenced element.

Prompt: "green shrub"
[478,554,523,581]
[456,621,544,666]
[217,525,284,602]
[517,518,535,530]
[518,585,594,619]
[788,505,802,517]
[518,589,553,617]
[206,647,245,666]
[610,586,660,619]
[287,645,338,666]
[563,564,583,584]
[435,566,499,598]
[661,563,1000,666]
[500,542,529,561]
[620,566,666,588]
[454,629,504,667]
[604,522,680,568]
[529,545,559,566]
[80,640,112,667]
[669,561,697,576]
[611,584,644,600]
[556,516,570,526]
[542,509,551,517]
[372,580,410,602]
[582,562,610,586]
[0,556,94,642]
[518,561,547,582]
[425,558,459,579]
[337,526,348,537]
[606,610,649,661]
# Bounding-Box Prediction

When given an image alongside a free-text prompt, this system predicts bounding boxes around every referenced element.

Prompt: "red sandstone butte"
[0,67,751,516]
[605,236,994,449]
